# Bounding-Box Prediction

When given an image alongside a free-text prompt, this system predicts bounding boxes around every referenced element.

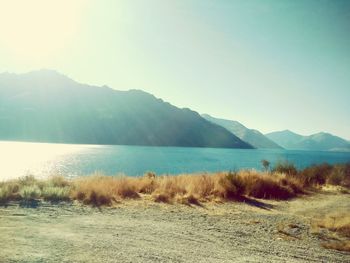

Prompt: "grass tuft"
[19,185,41,200]
[42,186,71,202]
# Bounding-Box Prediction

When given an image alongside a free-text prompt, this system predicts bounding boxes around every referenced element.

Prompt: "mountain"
[202,114,283,149]
[0,70,253,149]
[265,130,350,151]
[264,130,303,148]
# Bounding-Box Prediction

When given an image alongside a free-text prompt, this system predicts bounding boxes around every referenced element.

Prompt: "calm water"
[1,141,350,180]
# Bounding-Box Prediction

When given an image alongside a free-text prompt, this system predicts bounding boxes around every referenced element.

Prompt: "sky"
[0,0,349,139]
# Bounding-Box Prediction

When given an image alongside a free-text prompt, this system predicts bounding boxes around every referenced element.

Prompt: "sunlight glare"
[0,0,87,61]
[0,141,93,180]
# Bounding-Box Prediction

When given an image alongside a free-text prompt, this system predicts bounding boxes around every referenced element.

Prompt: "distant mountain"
[264,130,303,148]
[0,70,253,149]
[202,114,282,149]
[265,130,350,151]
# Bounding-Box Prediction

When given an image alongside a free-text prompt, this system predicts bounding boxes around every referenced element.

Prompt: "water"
[1,141,350,180]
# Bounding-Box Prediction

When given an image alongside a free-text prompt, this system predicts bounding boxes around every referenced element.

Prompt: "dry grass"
[70,175,140,206]
[0,163,348,206]
[316,213,350,238]
[313,212,350,252]
[322,241,350,252]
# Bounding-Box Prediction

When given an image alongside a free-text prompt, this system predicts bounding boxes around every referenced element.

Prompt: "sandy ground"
[0,191,349,263]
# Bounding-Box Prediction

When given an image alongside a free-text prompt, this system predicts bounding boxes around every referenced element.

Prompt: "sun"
[0,0,88,61]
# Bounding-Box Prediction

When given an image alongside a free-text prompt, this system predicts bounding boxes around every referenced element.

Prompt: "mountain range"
[265,130,350,152]
[0,70,348,151]
[202,114,282,149]
[0,70,252,149]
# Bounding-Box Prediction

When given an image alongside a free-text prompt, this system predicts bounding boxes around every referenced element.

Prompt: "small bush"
[138,177,156,194]
[273,161,298,176]
[261,159,270,172]
[113,178,140,199]
[0,186,11,204]
[213,172,243,199]
[85,190,113,206]
[300,163,333,186]
[42,186,70,202]
[48,175,70,187]
[241,172,295,200]
[327,163,350,187]
[153,193,171,203]
[175,194,200,206]
[19,185,41,200]
[18,175,37,186]
[144,172,156,179]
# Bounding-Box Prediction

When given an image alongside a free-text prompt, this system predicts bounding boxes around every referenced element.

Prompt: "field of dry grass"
[0,163,349,207]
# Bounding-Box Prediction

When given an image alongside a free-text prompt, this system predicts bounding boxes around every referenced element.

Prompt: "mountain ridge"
[265,130,350,151]
[0,70,253,149]
[202,114,283,149]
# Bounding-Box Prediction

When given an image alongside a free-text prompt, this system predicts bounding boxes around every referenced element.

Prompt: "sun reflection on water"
[0,141,95,180]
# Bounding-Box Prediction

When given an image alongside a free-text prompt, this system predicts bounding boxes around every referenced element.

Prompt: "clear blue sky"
[0,0,349,139]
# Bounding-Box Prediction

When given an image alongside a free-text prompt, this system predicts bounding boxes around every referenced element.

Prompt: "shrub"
[272,161,298,176]
[153,176,187,199]
[175,194,200,206]
[70,175,140,206]
[214,172,244,199]
[18,175,37,186]
[42,186,71,202]
[300,163,333,186]
[240,172,295,200]
[113,178,140,199]
[327,163,350,187]
[138,176,157,194]
[153,193,171,203]
[19,185,41,200]
[48,175,70,187]
[188,174,215,199]
[0,186,11,204]
[86,190,113,206]
[261,159,270,172]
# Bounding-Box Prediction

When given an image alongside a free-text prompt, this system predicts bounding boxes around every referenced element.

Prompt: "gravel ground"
[0,192,349,263]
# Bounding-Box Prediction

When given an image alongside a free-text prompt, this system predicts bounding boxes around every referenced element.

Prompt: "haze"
[0,0,349,139]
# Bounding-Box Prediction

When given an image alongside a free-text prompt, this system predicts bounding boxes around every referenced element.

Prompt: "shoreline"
[1,163,349,261]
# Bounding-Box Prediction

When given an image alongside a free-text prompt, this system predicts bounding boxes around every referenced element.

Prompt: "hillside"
[266,130,350,151]
[0,70,253,149]
[202,114,282,149]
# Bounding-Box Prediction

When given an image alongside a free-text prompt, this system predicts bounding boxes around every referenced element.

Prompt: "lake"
[1,141,350,180]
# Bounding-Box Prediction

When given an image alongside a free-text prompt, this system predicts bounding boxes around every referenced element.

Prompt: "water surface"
[1,141,349,180]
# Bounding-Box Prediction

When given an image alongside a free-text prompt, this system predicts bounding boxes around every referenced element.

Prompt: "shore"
[0,189,349,262]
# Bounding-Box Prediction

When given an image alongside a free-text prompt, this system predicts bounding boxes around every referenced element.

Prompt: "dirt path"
[0,192,349,263]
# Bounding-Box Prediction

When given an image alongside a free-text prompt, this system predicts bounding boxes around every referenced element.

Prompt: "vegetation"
[272,160,298,176]
[0,162,349,206]
[312,212,350,252]
[261,159,270,172]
